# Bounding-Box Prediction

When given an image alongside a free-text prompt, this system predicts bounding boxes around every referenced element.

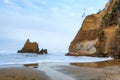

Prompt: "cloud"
[20,0,41,10]
[3,0,13,4]
[0,0,108,51]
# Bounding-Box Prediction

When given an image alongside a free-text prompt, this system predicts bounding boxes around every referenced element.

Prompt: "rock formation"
[38,49,48,54]
[67,0,120,58]
[18,39,48,54]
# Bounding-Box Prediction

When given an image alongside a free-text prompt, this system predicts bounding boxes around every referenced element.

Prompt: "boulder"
[38,49,48,54]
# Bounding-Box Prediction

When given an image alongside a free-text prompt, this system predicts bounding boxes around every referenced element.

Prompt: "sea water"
[0,51,113,65]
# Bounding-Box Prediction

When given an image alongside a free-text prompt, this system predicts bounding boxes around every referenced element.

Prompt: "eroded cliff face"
[95,0,120,58]
[68,14,102,56]
[67,0,120,58]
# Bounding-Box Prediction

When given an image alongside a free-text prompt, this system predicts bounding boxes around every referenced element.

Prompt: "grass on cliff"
[102,0,119,27]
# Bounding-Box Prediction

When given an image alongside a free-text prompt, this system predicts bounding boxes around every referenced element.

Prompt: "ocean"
[0,51,113,65]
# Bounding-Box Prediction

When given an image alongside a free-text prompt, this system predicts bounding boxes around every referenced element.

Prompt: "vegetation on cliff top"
[102,0,120,27]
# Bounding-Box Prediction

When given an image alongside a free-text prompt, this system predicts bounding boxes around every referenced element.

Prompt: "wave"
[0,51,113,65]
[0,51,16,54]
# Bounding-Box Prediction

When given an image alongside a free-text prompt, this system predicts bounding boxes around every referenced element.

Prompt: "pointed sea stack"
[18,39,48,54]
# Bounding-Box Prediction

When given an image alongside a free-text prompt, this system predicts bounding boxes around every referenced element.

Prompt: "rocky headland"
[67,0,120,58]
[18,39,48,54]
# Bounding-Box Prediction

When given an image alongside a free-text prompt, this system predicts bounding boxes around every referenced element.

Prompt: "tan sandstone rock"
[67,0,120,58]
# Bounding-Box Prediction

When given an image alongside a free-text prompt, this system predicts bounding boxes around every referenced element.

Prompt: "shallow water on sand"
[71,59,120,68]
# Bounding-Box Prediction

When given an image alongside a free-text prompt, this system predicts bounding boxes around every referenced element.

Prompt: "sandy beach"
[39,60,120,80]
[0,59,120,80]
[0,67,51,80]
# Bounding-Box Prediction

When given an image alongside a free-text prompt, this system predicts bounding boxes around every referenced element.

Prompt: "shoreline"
[0,59,120,80]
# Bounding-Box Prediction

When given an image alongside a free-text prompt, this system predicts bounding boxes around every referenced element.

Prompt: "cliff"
[67,0,120,58]
[18,39,48,54]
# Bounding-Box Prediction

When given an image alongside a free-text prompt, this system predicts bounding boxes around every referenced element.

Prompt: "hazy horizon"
[0,0,108,51]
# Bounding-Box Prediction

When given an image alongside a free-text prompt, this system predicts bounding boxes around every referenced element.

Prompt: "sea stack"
[67,0,120,58]
[18,39,48,54]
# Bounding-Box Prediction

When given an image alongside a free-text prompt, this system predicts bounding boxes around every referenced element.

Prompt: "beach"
[0,67,51,80]
[0,59,120,80]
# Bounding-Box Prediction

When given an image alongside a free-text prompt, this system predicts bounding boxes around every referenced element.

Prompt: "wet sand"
[0,59,120,80]
[71,59,120,68]
[39,60,120,80]
[55,63,120,80]
[0,67,52,80]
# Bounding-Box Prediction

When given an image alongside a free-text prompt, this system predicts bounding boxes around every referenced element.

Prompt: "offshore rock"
[38,49,48,54]
[18,39,48,54]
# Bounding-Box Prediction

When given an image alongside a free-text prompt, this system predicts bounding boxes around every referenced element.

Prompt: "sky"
[0,0,108,51]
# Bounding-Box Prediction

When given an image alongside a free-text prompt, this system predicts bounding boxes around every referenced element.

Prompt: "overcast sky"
[0,0,108,51]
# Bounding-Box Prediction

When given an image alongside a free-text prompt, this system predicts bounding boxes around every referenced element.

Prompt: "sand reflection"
[70,59,120,68]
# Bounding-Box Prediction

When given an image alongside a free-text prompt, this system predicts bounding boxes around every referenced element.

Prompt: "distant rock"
[38,49,48,54]
[18,39,48,54]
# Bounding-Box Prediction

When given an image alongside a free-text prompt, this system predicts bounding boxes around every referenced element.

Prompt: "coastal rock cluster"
[67,0,120,58]
[18,39,47,54]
